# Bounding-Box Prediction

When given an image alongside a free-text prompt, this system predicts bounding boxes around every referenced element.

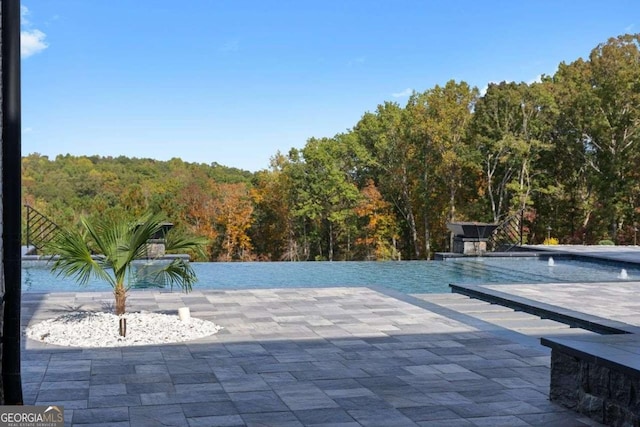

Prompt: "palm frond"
[128,212,165,261]
[45,212,205,303]
[164,231,209,260]
[82,216,131,283]
[46,229,115,288]
[143,259,198,292]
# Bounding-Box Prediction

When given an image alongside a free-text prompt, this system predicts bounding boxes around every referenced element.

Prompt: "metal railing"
[487,210,525,252]
[24,204,62,254]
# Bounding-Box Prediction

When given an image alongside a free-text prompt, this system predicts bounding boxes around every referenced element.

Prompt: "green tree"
[585,34,640,240]
[544,34,640,242]
[251,153,301,260]
[355,103,423,258]
[543,59,596,242]
[406,80,479,253]
[470,81,554,225]
[295,136,361,261]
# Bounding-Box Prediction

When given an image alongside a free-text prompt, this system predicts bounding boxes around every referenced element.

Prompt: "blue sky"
[22,1,638,172]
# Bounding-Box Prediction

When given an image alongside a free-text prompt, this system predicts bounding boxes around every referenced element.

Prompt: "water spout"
[548,257,555,267]
[618,269,629,279]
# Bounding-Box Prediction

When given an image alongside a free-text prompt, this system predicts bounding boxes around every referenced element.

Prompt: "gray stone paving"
[484,281,640,327]
[408,292,597,342]
[524,244,640,264]
[21,288,602,426]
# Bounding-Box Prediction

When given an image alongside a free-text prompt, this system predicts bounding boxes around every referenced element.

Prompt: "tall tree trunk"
[328,221,334,261]
[405,205,419,259]
[115,287,127,316]
[401,166,420,259]
[449,188,456,251]
[422,163,431,259]
[346,228,351,261]
[424,215,431,259]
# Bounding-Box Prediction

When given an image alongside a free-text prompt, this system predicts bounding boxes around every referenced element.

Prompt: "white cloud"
[21,5,31,25]
[21,5,49,58]
[527,74,543,85]
[22,29,48,58]
[625,24,635,32]
[392,88,412,98]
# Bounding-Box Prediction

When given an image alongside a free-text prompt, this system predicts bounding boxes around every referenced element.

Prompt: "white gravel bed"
[26,311,223,347]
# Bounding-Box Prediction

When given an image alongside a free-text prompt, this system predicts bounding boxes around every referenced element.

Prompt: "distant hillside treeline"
[23,34,640,261]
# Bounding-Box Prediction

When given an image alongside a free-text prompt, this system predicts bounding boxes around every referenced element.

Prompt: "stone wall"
[550,349,640,426]
[145,239,166,258]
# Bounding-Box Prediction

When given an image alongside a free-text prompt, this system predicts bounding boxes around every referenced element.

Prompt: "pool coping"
[449,282,640,335]
[438,248,640,269]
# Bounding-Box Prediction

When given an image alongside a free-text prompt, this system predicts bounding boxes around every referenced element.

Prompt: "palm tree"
[47,212,207,315]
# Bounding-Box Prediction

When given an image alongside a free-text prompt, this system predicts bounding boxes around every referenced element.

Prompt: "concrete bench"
[541,334,640,426]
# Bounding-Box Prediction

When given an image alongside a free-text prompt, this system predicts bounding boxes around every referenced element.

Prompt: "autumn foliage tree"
[214,183,255,261]
[354,180,399,260]
[22,33,640,257]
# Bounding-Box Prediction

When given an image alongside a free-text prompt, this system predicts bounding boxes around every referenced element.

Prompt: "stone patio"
[21,287,603,426]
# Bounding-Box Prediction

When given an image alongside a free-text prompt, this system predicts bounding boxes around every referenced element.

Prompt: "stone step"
[511,327,597,339]
[415,293,471,301]
[412,294,514,313]
[436,301,513,312]
[426,293,596,338]
[471,310,545,321]
[523,327,597,337]
[486,318,570,330]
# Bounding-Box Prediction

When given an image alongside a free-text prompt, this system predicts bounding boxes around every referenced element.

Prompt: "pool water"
[21,257,639,294]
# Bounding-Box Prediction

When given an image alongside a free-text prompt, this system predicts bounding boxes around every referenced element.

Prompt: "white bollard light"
[178,307,191,322]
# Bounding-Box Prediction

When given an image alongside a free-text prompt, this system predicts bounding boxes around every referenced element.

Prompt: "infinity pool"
[21,257,638,294]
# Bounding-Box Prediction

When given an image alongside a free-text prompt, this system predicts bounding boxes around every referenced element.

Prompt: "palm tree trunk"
[115,286,126,315]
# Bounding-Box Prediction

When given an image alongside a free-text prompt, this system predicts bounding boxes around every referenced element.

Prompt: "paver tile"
[348,407,418,426]
[467,414,531,426]
[181,400,237,417]
[241,411,303,427]
[89,383,128,397]
[22,287,608,427]
[72,407,130,424]
[274,383,339,411]
[294,408,355,425]
[399,406,460,422]
[228,390,289,414]
[187,414,245,427]
[129,404,187,427]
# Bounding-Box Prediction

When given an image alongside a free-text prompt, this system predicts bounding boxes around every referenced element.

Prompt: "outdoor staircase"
[487,210,525,252]
[24,204,63,255]
[415,293,596,338]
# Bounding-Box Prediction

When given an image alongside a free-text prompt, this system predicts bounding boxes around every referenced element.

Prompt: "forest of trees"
[22,34,640,261]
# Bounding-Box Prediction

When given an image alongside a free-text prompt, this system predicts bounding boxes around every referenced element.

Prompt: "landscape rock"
[25,311,222,347]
